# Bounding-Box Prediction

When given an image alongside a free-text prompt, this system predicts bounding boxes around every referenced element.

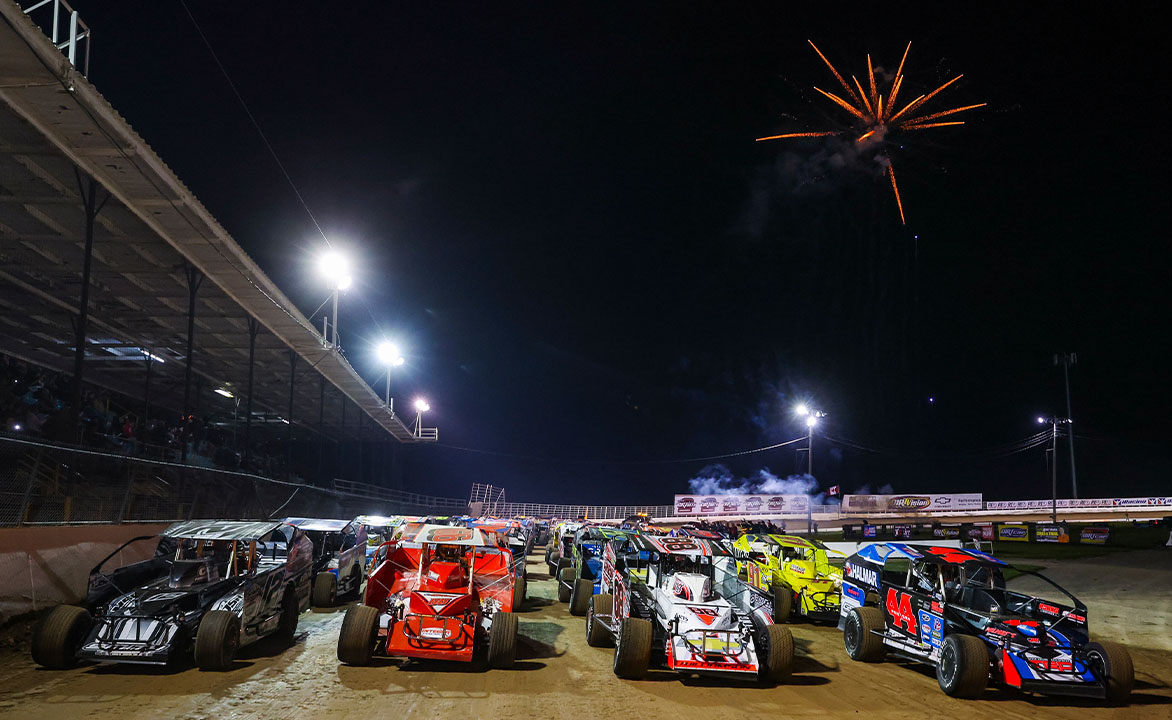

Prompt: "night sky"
[71,2,1168,503]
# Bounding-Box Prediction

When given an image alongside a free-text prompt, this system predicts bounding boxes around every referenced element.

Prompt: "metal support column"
[244,317,259,468]
[69,171,109,410]
[143,350,153,426]
[287,349,296,480]
[339,396,347,480]
[357,411,364,484]
[180,263,203,463]
[317,375,326,484]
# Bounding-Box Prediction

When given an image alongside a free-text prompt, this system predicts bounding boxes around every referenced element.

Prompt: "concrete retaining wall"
[0,523,169,621]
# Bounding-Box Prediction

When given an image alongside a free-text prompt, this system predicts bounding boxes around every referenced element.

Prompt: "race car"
[585,534,793,684]
[839,543,1134,703]
[546,521,583,577]
[32,520,313,670]
[732,534,844,622]
[284,517,367,606]
[673,525,728,541]
[336,524,520,668]
[557,526,636,615]
[469,518,530,603]
[354,515,409,570]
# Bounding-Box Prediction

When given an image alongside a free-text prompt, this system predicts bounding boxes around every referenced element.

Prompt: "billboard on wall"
[841,493,983,514]
[1035,524,1070,543]
[1081,526,1110,545]
[997,524,1030,542]
[673,494,809,516]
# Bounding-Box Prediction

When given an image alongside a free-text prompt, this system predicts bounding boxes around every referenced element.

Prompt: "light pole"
[413,398,430,438]
[1038,416,1072,523]
[1055,353,1078,498]
[376,341,405,413]
[319,252,352,349]
[795,404,826,534]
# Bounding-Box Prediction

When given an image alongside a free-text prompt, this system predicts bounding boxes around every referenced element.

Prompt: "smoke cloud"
[687,464,823,500]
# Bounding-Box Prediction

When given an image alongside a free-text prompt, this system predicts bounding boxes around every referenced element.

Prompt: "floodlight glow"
[377,342,404,367]
[414,398,430,413]
[320,251,353,290]
[806,415,818,428]
[12,424,21,431]
[1037,416,1046,424]
[215,388,234,398]
[795,404,810,416]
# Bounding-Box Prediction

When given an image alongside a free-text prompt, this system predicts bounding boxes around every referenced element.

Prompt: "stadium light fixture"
[413,398,431,438]
[414,398,430,413]
[215,388,234,398]
[319,251,353,349]
[376,341,405,412]
[806,415,818,428]
[795,404,809,416]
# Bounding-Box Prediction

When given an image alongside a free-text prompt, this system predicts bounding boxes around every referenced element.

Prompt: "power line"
[822,431,1052,461]
[179,0,331,248]
[432,435,808,466]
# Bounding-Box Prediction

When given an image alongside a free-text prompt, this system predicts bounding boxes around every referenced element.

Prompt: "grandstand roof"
[0,4,427,443]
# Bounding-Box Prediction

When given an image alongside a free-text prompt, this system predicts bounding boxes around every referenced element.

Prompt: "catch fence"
[0,434,466,526]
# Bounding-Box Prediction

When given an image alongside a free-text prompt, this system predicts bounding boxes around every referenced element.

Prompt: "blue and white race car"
[838,543,1133,703]
[284,517,367,607]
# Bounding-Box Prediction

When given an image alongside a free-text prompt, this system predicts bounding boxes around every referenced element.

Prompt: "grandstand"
[0,2,440,519]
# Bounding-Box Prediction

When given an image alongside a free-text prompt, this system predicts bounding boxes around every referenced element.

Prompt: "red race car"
[337,524,521,668]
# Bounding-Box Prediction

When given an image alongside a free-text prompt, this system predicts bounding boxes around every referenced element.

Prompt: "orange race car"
[337,524,521,668]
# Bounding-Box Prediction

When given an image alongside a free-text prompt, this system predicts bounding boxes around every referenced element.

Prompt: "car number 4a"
[885,588,917,635]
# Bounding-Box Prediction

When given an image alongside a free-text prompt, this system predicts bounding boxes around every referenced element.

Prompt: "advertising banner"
[893,525,914,539]
[933,527,961,538]
[1080,526,1110,545]
[1035,524,1070,543]
[997,524,1029,542]
[673,494,809,516]
[986,497,1172,511]
[862,524,877,538]
[841,493,983,514]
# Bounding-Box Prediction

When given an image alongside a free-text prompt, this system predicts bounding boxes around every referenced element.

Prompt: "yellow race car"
[732,534,844,622]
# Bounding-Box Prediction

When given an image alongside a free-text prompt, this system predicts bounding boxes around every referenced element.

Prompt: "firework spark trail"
[755,131,838,141]
[757,41,982,224]
[888,164,906,225]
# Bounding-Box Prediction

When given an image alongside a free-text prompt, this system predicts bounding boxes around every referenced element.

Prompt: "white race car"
[585,534,794,684]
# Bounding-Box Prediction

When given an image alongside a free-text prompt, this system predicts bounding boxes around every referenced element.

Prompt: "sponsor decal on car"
[844,562,878,587]
[843,583,865,603]
[986,626,1016,638]
[688,606,720,626]
[1038,602,1061,615]
[420,626,450,640]
[1062,610,1086,623]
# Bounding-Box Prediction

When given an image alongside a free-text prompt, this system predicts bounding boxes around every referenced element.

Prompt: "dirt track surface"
[1,551,1170,720]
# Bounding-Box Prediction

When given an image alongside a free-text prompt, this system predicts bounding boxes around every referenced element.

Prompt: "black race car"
[32,520,313,670]
[838,543,1133,703]
[284,517,367,606]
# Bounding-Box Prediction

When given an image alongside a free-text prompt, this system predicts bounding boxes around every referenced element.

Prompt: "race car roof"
[163,520,286,541]
[282,517,353,533]
[398,524,498,547]
[633,534,730,557]
[354,515,405,528]
[856,542,1007,566]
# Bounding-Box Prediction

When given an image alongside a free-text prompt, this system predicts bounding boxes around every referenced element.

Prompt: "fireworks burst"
[757,41,984,224]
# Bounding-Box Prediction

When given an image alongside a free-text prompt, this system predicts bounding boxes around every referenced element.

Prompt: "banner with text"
[986,497,1172,510]
[841,493,983,514]
[673,494,809,516]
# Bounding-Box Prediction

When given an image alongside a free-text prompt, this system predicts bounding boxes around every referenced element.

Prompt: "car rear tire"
[843,606,886,662]
[570,578,593,616]
[313,572,338,607]
[346,565,363,599]
[936,634,989,698]
[771,583,793,623]
[1086,640,1133,705]
[276,588,300,640]
[512,576,527,610]
[587,594,614,648]
[558,568,574,603]
[31,605,91,669]
[757,623,795,684]
[613,617,652,679]
[487,611,518,668]
[337,604,379,666]
[195,610,240,671]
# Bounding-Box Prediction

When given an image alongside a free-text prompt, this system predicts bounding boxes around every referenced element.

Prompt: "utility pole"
[1055,353,1078,498]
[1039,416,1071,523]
